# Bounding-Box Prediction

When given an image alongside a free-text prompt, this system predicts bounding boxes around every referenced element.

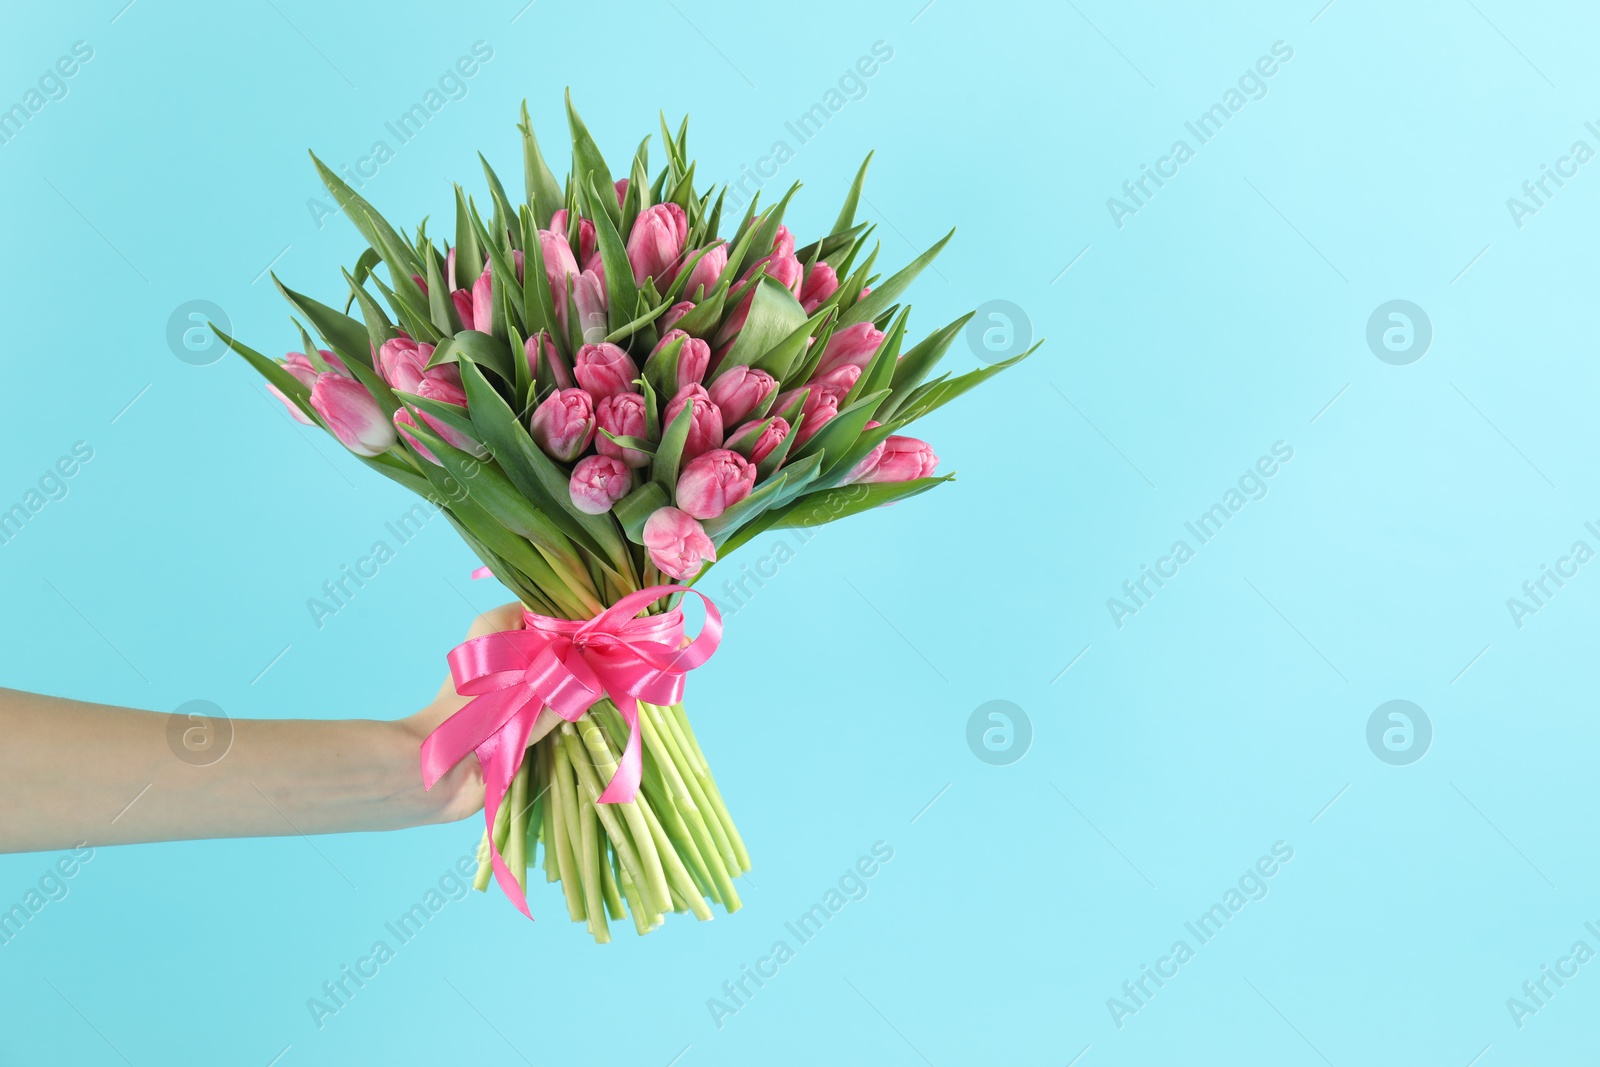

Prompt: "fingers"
[465,603,524,640]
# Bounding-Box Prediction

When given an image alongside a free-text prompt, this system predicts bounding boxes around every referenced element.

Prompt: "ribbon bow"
[420,584,722,918]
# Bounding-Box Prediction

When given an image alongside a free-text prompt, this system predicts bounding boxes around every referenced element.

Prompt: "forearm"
[0,689,450,853]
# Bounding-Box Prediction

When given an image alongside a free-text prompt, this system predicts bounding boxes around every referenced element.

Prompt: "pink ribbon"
[420,585,722,918]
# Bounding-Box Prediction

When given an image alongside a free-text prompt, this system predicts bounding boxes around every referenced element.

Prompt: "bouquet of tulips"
[219,94,1036,942]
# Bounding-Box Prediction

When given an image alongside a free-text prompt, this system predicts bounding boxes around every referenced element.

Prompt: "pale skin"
[0,604,563,855]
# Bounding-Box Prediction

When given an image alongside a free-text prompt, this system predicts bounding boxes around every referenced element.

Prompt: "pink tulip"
[626,202,688,285]
[708,365,777,426]
[573,342,639,400]
[810,363,861,403]
[651,329,710,393]
[675,449,756,520]
[471,266,495,333]
[270,354,318,424]
[550,210,596,263]
[794,388,841,446]
[613,178,630,207]
[393,408,438,464]
[800,262,839,312]
[446,246,459,290]
[529,387,596,462]
[815,322,885,378]
[539,228,580,286]
[378,337,437,394]
[746,248,802,296]
[846,435,939,484]
[770,225,796,259]
[664,383,724,463]
[412,273,428,295]
[596,391,651,468]
[525,332,573,389]
[680,244,728,301]
[713,287,755,348]
[582,249,607,296]
[562,269,608,344]
[569,454,634,515]
[414,373,481,455]
[451,289,475,332]
[310,373,396,457]
[727,417,790,465]
[660,300,695,332]
[643,506,717,580]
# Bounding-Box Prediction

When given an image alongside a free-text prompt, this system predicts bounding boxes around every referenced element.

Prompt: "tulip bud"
[726,417,790,465]
[810,363,861,404]
[310,373,396,457]
[471,266,494,333]
[643,506,717,580]
[596,391,651,468]
[573,342,639,400]
[450,289,476,333]
[660,300,695,332]
[569,454,634,515]
[614,178,630,207]
[794,388,841,446]
[650,329,711,393]
[626,202,688,285]
[269,353,319,424]
[680,244,728,301]
[771,225,796,259]
[846,435,939,484]
[562,269,608,344]
[539,228,580,285]
[800,262,839,312]
[708,365,778,426]
[815,321,885,378]
[664,383,724,464]
[675,449,757,520]
[525,331,574,390]
[747,249,802,296]
[414,373,482,455]
[377,337,437,394]
[551,210,596,263]
[529,387,596,462]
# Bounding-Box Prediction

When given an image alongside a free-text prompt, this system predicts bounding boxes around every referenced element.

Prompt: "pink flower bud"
[539,228,579,285]
[451,289,475,332]
[525,332,573,390]
[614,178,630,207]
[747,249,802,296]
[596,391,651,468]
[675,448,756,520]
[708,365,777,426]
[414,373,481,455]
[846,435,939,484]
[573,342,639,400]
[680,244,728,301]
[282,351,321,388]
[652,329,710,393]
[569,454,634,515]
[794,388,841,446]
[626,202,688,286]
[529,387,596,462]
[471,266,494,332]
[771,225,795,258]
[665,383,724,464]
[558,269,608,344]
[800,262,839,312]
[643,506,717,580]
[815,322,885,378]
[810,363,861,403]
[551,210,596,263]
[310,373,396,457]
[727,417,790,465]
[660,300,695,332]
[378,337,437,394]
[446,246,458,290]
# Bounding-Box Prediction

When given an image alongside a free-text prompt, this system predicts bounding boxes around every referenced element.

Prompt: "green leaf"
[457,359,633,575]
[844,306,909,409]
[704,469,790,543]
[614,480,668,544]
[428,329,516,385]
[453,186,484,289]
[272,275,374,370]
[747,306,832,383]
[724,278,808,367]
[831,152,873,237]
[479,153,519,247]
[344,269,400,360]
[395,391,478,441]
[566,90,618,227]
[342,247,382,312]
[880,312,973,422]
[520,206,561,346]
[520,101,566,227]
[213,325,318,424]
[310,153,419,276]
[584,176,639,335]
[731,184,799,278]
[425,244,464,336]
[841,230,953,326]
[772,475,953,527]
[651,403,693,496]
[360,208,434,328]
[794,389,890,474]
[891,342,1041,427]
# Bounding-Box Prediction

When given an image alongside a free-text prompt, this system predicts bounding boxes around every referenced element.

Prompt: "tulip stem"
[568,719,672,916]
[577,781,609,943]
[671,702,750,873]
[549,738,587,922]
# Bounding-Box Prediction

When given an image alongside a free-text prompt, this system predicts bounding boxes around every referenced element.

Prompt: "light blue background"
[0,0,1593,1063]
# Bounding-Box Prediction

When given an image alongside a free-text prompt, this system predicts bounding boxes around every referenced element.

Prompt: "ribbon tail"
[475,711,542,920]
[596,695,643,805]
